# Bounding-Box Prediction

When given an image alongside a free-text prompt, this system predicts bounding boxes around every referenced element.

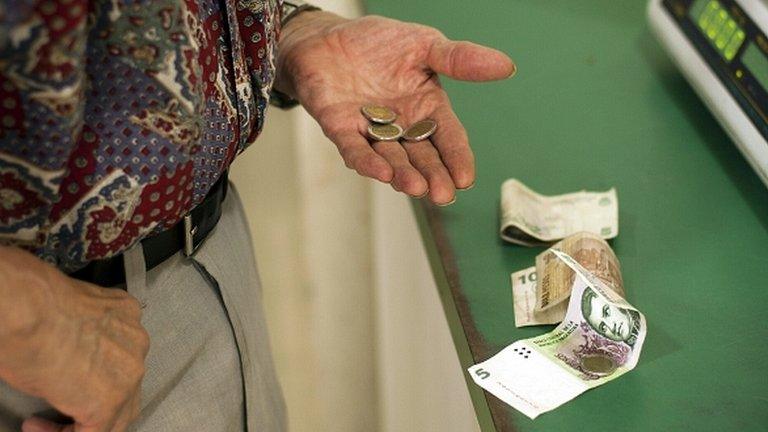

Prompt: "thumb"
[21,417,74,432]
[427,39,516,82]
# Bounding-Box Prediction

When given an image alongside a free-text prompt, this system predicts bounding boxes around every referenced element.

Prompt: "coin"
[368,123,404,141]
[402,119,438,142]
[580,354,617,377]
[361,105,397,124]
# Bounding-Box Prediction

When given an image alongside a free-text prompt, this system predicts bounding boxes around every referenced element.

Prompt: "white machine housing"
[648,0,768,187]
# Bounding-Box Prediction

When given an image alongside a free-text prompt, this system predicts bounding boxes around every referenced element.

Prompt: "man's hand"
[275,12,515,205]
[0,247,149,432]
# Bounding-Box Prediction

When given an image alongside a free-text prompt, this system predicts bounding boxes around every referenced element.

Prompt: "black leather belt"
[70,172,229,287]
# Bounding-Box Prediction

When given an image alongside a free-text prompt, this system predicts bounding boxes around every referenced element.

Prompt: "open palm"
[277,14,515,205]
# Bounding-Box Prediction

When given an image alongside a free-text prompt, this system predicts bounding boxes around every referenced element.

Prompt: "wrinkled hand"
[0,249,149,432]
[275,13,515,205]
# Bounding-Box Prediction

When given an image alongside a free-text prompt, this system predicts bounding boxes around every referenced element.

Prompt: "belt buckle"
[183,214,200,257]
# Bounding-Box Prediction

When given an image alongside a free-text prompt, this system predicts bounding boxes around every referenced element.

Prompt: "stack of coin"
[362,105,397,124]
[362,104,438,143]
[363,105,402,141]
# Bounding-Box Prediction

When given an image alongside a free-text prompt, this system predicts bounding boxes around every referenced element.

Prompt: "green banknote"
[470,249,646,419]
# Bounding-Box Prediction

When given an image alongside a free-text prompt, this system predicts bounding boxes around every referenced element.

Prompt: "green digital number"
[724,30,746,61]
[692,0,746,62]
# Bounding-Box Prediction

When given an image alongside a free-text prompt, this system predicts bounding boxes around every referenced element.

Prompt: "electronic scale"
[648,0,768,187]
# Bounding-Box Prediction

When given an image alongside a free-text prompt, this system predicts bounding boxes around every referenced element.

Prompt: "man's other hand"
[0,247,149,432]
[275,13,515,206]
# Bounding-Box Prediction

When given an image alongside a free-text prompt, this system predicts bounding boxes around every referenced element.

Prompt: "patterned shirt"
[0,0,283,272]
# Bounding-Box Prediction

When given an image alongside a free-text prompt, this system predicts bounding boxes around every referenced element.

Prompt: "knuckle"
[120,295,142,315]
[416,24,445,40]
[126,357,147,383]
[322,124,346,141]
[338,147,356,169]
[358,152,380,168]
[441,147,469,163]
[398,171,424,192]
[134,326,151,355]
[422,161,446,176]
[318,112,347,138]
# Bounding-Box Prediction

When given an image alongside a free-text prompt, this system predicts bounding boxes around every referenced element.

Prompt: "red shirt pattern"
[0,0,283,271]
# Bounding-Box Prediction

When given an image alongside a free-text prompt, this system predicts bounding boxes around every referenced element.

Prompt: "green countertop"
[363,0,768,431]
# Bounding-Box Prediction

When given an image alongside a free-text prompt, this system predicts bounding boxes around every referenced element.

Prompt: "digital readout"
[690,0,745,61]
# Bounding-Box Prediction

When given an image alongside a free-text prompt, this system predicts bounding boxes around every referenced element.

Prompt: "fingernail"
[457,181,475,191]
[436,197,456,207]
[413,189,429,199]
[507,63,517,79]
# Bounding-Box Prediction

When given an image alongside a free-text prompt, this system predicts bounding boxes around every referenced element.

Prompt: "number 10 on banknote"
[469,250,647,419]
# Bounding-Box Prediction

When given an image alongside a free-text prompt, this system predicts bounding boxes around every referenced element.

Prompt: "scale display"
[662,0,768,141]
[693,0,746,61]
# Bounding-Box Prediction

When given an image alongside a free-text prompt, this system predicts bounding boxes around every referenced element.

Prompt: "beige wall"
[230,1,479,430]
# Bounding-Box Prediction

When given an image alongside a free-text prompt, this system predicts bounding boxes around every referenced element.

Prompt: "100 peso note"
[513,232,624,326]
[500,179,618,246]
[535,232,624,312]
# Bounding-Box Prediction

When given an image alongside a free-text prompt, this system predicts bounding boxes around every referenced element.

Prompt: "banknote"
[470,250,646,419]
[500,179,618,246]
[535,232,624,312]
[511,266,567,327]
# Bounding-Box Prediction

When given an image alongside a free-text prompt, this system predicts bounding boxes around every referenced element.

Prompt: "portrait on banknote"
[549,286,642,380]
[580,287,640,345]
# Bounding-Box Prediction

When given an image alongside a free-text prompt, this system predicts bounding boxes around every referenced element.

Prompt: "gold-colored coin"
[580,355,617,377]
[402,119,438,142]
[361,105,397,124]
[368,123,403,141]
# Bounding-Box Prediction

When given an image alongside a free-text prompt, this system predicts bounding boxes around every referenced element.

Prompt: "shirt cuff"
[270,1,322,109]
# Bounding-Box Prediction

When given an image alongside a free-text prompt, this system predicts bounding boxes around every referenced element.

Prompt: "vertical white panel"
[372,184,481,432]
[234,1,378,431]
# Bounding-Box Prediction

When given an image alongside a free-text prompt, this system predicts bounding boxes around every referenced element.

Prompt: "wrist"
[275,10,349,100]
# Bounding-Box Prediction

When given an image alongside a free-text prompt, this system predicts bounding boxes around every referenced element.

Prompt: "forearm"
[274,9,348,100]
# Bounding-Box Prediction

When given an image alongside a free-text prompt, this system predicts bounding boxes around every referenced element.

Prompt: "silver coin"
[361,105,397,124]
[580,354,617,377]
[402,119,438,142]
[368,123,403,141]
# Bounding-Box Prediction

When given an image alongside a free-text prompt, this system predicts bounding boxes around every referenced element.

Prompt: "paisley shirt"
[0,0,283,271]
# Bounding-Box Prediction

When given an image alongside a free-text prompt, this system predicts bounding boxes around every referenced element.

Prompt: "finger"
[427,39,515,82]
[429,104,475,189]
[317,105,394,183]
[371,141,428,197]
[22,417,73,432]
[332,131,394,182]
[403,140,456,205]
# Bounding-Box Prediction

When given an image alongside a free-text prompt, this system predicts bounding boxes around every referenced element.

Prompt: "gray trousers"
[0,186,286,432]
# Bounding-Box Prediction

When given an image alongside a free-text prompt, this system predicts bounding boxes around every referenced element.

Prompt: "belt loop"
[124,243,147,295]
